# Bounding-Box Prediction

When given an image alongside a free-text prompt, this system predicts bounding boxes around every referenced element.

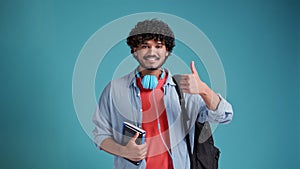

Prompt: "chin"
[146,64,162,70]
[146,67,160,70]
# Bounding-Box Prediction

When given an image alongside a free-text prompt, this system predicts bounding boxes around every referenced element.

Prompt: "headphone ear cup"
[149,76,158,89]
[142,75,150,89]
[141,75,158,90]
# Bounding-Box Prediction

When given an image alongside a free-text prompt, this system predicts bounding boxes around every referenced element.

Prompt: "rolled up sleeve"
[92,84,113,148]
[199,94,233,124]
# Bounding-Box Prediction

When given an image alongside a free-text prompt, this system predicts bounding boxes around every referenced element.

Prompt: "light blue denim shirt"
[92,69,233,169]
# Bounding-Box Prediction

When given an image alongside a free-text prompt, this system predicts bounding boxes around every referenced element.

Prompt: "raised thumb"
[190,61,198,75]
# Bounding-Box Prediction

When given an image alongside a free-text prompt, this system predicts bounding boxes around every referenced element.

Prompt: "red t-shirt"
[137,74,173,169]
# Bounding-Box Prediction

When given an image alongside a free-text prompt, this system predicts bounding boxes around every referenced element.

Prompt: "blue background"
[1,0,299,169]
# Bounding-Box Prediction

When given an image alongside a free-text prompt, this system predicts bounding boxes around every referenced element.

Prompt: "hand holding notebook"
[122,122,147,165]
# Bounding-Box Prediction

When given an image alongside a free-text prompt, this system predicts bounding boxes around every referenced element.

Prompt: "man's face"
[133,40,169,70]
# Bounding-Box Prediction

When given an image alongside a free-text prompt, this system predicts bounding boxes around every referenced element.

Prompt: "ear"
[166,51,169,56]
[133,48,137,58]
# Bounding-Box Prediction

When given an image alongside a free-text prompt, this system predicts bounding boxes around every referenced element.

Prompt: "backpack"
[172,76,220,169]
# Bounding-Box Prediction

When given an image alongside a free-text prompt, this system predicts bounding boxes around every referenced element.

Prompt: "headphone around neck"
[136,68,165,90]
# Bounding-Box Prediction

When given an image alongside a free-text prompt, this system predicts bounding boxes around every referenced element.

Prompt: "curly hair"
[126,19,175,54]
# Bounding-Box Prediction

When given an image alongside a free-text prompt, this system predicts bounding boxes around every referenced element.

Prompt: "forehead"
[141,39,163,44]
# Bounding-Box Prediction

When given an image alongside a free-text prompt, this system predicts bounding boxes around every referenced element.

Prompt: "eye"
[140,44,148,49]
[156,45,163,48]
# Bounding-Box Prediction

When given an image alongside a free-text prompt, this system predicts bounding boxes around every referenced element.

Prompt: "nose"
[148,46,156,56]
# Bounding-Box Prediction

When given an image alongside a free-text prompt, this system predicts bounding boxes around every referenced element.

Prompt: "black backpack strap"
[172,76,195,168]
[173,75,220,169]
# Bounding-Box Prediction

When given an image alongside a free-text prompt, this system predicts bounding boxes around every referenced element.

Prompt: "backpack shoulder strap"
[173,75,220,169]
[172,76,194,167]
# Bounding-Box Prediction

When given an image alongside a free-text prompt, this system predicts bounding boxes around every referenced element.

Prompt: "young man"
[92,19,233,169]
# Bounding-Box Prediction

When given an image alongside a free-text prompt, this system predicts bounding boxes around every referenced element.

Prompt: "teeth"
[146,57,157,61]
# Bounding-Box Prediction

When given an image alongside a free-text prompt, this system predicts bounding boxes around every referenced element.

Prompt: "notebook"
[122,121,146,165]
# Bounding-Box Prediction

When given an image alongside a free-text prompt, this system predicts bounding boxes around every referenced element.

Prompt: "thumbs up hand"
[180,61,206,94]
[179,61,221,110]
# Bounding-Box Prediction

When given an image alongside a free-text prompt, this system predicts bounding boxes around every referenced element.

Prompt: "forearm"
[100,138,126,157]
[100,136,148,161]
[199,82,220,110]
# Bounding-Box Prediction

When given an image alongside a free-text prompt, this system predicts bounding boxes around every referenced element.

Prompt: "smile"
[144,55,160,61]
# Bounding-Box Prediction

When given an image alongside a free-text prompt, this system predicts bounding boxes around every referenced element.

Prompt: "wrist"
[198,83,221,110]
[198,82,209,96]
[119,145,128,158]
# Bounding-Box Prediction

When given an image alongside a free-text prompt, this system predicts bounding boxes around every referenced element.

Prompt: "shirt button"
[137,93,140,97]
[140,109,143,112]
